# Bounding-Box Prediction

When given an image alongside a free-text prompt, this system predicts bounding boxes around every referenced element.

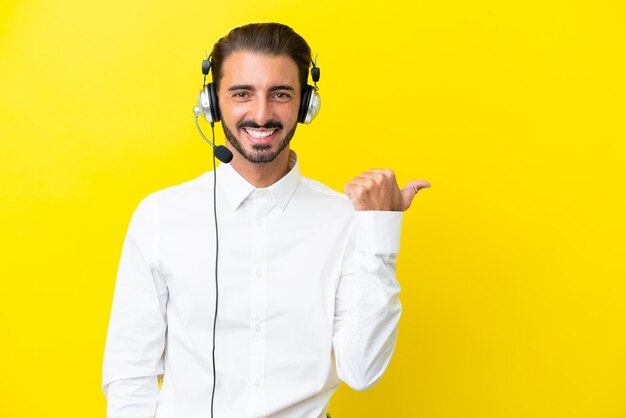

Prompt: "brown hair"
[210,23,312,93]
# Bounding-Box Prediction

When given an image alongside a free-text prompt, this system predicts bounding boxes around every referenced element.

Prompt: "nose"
[251,96,274,126]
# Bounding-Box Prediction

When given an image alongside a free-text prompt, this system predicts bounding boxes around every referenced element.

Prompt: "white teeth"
[245,128,276,139]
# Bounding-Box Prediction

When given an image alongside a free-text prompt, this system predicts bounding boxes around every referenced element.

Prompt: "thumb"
[401,180,431,208]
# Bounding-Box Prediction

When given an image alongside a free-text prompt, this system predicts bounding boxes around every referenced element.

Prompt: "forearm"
[333,211,403,391]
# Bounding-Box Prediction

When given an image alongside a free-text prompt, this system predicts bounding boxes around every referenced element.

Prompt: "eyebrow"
[269,85,295,92]
[227,84,295,92]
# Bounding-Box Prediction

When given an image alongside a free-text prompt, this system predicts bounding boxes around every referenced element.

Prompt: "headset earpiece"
[297,58,321,124]
[298,85,320,124]
[207,82,220,122]
[197,58,221,123]
[198,82,221,123]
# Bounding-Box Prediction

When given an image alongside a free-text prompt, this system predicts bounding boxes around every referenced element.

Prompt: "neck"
[228,147,292,188]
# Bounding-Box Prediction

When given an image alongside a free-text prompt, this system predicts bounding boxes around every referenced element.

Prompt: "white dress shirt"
[102,151,403,418]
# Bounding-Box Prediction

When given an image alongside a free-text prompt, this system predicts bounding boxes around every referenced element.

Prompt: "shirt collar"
[216,150,301,212]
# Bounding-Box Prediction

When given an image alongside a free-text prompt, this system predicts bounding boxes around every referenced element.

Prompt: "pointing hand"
[344,169,431,211]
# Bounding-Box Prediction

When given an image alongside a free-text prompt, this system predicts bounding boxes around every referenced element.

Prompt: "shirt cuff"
[355,211,403,256]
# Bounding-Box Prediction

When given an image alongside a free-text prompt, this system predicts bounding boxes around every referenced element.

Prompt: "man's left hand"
[344,169,431,212]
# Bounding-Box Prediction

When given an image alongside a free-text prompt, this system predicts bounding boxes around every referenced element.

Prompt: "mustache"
[237,120,283,130]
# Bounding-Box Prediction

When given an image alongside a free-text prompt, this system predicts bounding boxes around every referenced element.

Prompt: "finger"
[366,169,397,183]
[362,169,394,177]
[348,176,376,188]
[351,172,379,182]
[401,180,431,207]
[344,183,366,201]
[351,171,392,187]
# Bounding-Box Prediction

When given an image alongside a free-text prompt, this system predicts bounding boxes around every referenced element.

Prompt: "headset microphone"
[194,106,233,163]
[213,146,233,164]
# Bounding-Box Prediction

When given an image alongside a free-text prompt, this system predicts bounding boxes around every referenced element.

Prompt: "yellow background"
[1,0,625,417]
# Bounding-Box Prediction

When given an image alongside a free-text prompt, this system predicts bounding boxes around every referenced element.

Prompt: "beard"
[222,119,297,164]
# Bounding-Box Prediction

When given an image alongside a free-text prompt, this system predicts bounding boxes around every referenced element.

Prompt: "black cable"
[195,115,215,148]
[209,121,219,418]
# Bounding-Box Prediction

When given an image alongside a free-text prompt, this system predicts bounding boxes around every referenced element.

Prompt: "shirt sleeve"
[332,210,403,391]
[102,195,168,417]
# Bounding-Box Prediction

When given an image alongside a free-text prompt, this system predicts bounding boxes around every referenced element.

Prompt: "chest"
[157,207,352,331]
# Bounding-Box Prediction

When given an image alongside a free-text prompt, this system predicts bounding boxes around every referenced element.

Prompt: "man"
[102,23,430,418]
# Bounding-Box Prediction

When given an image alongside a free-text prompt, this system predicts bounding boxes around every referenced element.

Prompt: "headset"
[196,55,321,125]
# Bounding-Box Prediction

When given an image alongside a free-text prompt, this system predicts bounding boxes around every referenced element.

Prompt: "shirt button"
[255,323,262,332]
[254,379,261,387]
[255,269,262,278]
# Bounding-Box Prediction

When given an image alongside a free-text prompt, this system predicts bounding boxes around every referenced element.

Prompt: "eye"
[272,92,292,102]
[232,92,250,100]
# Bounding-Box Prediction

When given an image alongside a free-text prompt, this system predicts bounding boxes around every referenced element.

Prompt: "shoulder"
[143,171,212,204]
[130,171,214,220]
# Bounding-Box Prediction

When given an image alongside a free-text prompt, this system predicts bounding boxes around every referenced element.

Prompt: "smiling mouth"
[243,128,279,143]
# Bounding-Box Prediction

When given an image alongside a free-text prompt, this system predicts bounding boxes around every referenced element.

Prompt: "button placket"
[249,190,273,414]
